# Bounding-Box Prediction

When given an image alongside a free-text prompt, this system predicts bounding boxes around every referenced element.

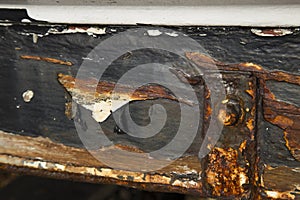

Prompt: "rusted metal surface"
[57,53,258,198]
[57,73,184,122]
[0,24,299,199]
[185,52,300,199]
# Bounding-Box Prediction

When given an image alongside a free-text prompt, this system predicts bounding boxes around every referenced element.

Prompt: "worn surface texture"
[0,22,299,199]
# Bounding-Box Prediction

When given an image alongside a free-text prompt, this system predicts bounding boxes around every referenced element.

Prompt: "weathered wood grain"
[0,23,299,199]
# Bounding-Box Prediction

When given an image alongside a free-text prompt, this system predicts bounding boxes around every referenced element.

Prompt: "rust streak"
[20,55,73,66]
[57,73,179,102]
[185,52,300,161]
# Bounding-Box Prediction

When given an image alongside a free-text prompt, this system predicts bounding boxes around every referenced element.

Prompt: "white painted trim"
[1,4,300,26]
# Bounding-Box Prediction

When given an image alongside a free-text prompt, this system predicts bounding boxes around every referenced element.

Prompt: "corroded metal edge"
[185,52,300,162]
[0,130,203,195]
[184,52,300,199]
[202,73,256,198]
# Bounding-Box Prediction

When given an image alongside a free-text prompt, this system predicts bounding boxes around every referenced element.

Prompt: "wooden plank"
[0,23,299,199]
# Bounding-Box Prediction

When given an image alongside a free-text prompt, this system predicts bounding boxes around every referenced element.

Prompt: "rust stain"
[54,52,299,197]
[114,144,145,153]
[284,130,300,161]
[218,109,232,126]
[262,95,300,161]
[185,52,216,70]
[57,73,179,102]
[57,73,194,122]
[217,108,239,126]
[246,118,255,132]
[272,116,294,128]
[218,96,244,126]
[245,81,255,99]
[20,55,73,66]
[239,140,247,153]
[251,28,293,37]
[185,52,300,161]
[206,147,248,197]
[245,89,255,99]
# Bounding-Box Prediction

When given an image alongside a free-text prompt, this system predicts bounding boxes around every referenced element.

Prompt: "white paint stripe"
[0,4,300,26]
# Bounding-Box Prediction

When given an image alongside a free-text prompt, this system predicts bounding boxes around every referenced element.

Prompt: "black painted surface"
[0,24,299,164]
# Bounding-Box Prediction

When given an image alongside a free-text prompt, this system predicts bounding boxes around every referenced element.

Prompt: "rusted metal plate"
[0,23,299,199]
[203,72,256,198]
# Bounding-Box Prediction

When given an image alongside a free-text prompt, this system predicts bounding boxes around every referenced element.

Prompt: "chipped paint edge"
[0,154,201,190]
[0,130,201,191]
[0,5,300,26]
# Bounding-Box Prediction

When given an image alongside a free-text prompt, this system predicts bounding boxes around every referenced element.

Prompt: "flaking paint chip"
[22,90,34,103]
[147,30,162,36]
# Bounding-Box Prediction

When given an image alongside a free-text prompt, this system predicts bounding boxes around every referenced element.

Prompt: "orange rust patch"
[245,89,255,99]
[263,95,300,161]
[246,81,256,101]
[266,71,300,85]
[205,104,212,121]
[284,130,300,161]
[240,62,262,71]
[206,147,248,197]
[271,115,294,129]
[186,52,300,87]
[185,52,217,69]
[57,73,180,102]
[239,140,247,153]
[218,109,238,126]
[114,144,145,153]
[20,55,73,66]
[246,118,255,132]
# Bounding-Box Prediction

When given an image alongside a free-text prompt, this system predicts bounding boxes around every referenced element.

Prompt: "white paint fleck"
[0,23,13,26]
[21,18,31,23]
[199,33,207,36]
[222,99,229,104]
[82,57,93,61]
[239,172,247,186]
[23,160,47,169]
[165,32,178,37]
[188,180,198,186]
[172,179,183,186]
[47,27,106,36]
[266,191,295,199]
[22,90,34,103]
[147,30,162,36]
[82,99,128,122]
[251,28,293,37]
[39,161,47,169]
[292,168,300,173]
[16,105,20,109]
[32,33,38,43]
[54,163,66,171]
